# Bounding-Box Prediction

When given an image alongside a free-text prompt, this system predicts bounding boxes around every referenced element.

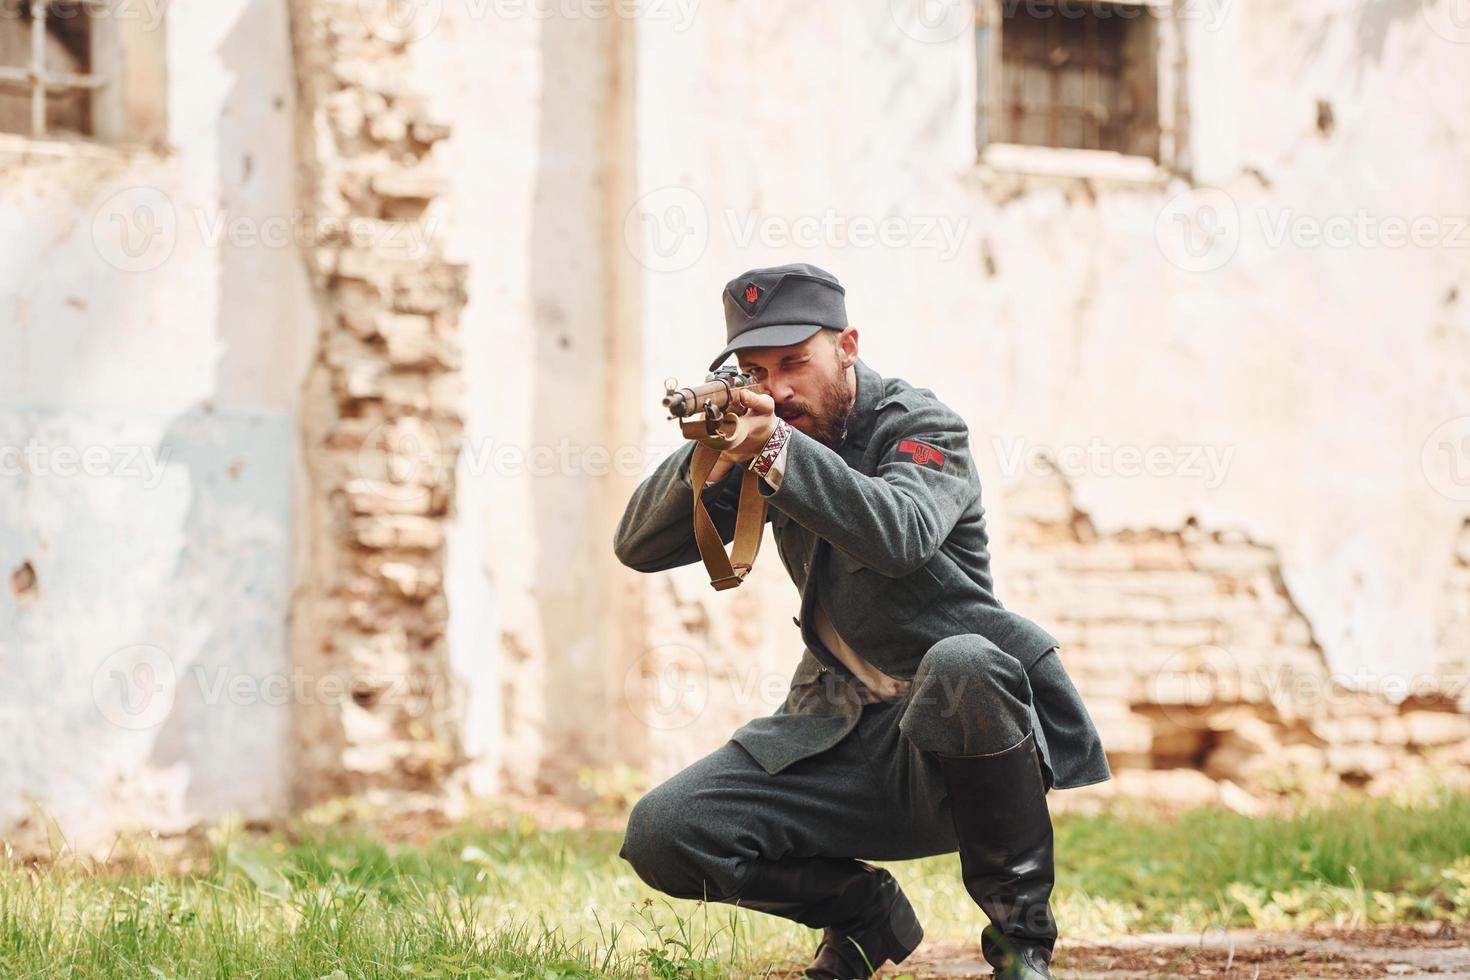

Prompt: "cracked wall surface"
[2,0,1470,851]
[613,0,1470,796]
[389,1,650,801]
[0,0,313,853]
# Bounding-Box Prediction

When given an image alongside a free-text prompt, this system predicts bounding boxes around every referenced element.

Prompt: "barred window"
[977,0,1167,163]
[0,0,167,145]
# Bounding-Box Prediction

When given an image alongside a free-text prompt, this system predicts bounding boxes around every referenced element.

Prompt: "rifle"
[661,366,769,591]
[662,366,761,435]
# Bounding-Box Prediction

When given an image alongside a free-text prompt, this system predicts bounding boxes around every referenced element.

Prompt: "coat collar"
[838,357,884,453]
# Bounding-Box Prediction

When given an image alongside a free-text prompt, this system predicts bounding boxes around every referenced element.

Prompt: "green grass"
[2,783,1469,978]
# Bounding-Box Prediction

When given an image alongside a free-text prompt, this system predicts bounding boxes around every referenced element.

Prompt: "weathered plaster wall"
[3,0,1467,845]
[616,0,1470,786]
[0,0,312,849]
[397,0,536,802]
[402,0,655,799]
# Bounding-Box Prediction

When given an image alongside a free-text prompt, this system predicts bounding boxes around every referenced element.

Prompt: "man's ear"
[835,326,858,369]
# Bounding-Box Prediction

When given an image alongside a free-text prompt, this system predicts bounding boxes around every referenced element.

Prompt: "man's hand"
[720,387,777,463]
[681,385,777,487]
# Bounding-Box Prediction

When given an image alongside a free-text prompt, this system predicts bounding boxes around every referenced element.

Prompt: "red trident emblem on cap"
[745,283,760,304]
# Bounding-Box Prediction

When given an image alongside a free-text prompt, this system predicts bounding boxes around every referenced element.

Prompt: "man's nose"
[768,376,797,402]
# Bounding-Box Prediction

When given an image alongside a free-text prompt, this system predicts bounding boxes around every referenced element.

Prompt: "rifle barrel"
[662,373,756,418]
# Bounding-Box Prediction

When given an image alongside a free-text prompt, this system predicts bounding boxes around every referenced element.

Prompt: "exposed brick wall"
[287,0,468,806]
[1004,472,1470,795]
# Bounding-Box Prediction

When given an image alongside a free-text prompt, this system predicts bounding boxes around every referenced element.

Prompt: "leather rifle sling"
[687,441,767,591]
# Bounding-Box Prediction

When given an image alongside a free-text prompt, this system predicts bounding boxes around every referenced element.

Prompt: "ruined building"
[1,0,1468,850]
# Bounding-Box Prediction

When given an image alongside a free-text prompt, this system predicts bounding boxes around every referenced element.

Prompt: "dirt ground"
[843,922,1470,979]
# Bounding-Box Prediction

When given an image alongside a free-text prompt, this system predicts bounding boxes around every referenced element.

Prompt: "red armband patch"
[897,439,946,469]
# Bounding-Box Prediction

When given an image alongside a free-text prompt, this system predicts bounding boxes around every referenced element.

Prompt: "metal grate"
[999,1,1132,153]
[0,0,105,137]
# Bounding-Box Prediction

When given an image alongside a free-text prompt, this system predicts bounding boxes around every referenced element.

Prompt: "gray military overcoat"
[614,358,1111,791]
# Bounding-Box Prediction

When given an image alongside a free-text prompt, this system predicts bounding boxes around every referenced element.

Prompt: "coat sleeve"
[756,397,976,577]
[612,442,756,573]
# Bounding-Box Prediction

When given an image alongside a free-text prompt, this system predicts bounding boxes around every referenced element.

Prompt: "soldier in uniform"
[613,263,1111,980]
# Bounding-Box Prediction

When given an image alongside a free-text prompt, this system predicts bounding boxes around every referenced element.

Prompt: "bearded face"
[775,359,854,447]
[738,328,857,449]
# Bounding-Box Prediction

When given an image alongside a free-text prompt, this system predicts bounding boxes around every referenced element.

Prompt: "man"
[613,263,1111,980]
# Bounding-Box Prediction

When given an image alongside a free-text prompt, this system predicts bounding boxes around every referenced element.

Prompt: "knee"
[619,786,678,884]
[619,782,707,898]
[915,634,1024,692]
[900,635,1033,754]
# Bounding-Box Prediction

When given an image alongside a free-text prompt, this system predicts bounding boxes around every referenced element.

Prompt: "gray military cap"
[708,263,848,372]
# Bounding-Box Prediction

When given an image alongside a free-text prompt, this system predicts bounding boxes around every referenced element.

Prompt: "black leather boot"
[722,856,924,979]
[937,731,1057,980]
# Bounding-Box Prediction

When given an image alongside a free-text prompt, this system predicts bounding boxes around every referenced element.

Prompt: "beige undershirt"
[724,426,914,705]
[811,601,914,704]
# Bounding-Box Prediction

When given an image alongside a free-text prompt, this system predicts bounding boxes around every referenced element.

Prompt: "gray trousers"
[619,635,1054,902]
